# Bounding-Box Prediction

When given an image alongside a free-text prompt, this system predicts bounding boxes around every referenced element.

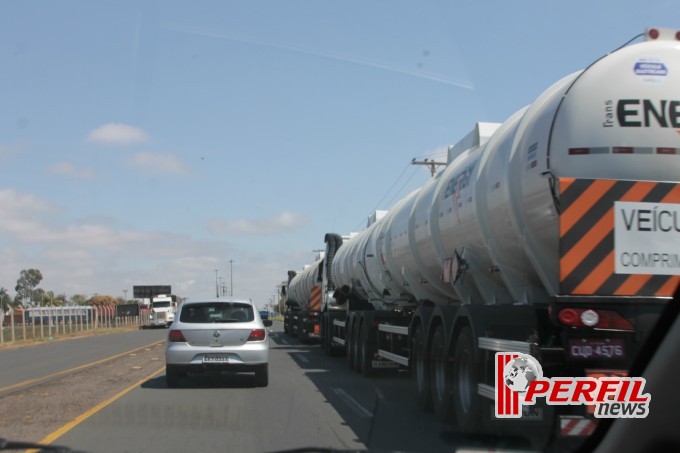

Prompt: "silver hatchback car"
[165,297,272,387]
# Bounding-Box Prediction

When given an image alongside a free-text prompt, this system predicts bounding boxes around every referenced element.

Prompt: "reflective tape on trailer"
[559,178,680,296]
[309,285,322,310]
[559,416,598,437]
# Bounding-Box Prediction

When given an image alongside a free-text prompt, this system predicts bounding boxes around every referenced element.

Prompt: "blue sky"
[0,0,676,307]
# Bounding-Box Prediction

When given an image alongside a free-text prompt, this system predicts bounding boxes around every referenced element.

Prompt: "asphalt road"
[49,322,467,453]
[0,328,168,394]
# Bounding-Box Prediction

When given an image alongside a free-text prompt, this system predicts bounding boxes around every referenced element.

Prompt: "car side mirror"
[263,319,273,327]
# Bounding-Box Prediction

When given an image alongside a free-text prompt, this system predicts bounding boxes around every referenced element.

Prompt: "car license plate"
[372,360,400,369]
[568,338,625,360]
[203,354,230,363]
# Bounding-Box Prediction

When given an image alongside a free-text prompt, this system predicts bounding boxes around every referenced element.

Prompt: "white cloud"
[0,189,59,239]
[86,123,150,145]
[208,211,310,236]
[49,162,96,179]
[129,152,189,175]
[0,189,304,306]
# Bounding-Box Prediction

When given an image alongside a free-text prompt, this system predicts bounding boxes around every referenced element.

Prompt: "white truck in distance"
[149,294,178,327]
[286,28,680,449]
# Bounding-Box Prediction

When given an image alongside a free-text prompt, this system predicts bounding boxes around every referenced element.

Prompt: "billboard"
[133,285,171,299]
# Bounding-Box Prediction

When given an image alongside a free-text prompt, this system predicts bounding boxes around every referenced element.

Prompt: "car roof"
[182,297,253,306]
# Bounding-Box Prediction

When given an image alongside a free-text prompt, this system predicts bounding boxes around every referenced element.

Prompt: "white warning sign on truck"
[614,201,680,275]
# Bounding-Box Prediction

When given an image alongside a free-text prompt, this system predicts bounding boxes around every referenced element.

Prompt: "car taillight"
[247,329,266,342]
[557,308,634,331]
[168,330,186,342]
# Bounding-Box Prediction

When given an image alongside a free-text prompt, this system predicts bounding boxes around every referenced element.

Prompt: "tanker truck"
[292,27,680,447]
[283,253,325,342]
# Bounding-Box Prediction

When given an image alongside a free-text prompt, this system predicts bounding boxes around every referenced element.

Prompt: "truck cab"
[149,294,178,327]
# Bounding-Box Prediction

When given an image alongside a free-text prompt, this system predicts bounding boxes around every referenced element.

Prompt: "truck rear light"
[558,308,580,326]
[247,328,266,342]
[594,310,634,331]
[580,309,599,327]
[168,330,186,342]
[558,308,634,331]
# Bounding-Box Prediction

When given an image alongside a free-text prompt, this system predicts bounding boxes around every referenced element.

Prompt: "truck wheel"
[297,317,306,343]
[346,320,355,370]
[166,365,181,388]
[358,321,373,377]
[254,364,269,387]
[412,324,431,410]
[352,321,362,372]
[319,312,328,353]
[430,324,454,421]
[452,326,480,432]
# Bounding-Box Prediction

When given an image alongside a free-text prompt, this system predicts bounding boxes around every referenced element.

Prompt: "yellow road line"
[0,339,165,394]
[38,364,166,445]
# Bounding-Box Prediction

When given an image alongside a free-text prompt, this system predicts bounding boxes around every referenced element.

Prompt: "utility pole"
[229,260,234,296]
[214,269,219,298]
[411,157,445,177]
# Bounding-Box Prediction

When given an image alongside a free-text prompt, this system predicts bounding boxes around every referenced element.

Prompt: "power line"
[353,162,411,231]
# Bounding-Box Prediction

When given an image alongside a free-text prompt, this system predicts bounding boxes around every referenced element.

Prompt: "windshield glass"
[180,302,254,323]
[1,2,678,453]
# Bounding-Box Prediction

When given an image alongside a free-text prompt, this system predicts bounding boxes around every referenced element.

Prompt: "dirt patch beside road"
[0,341,166,445]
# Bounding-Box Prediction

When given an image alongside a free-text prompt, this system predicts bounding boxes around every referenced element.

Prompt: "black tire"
[166,365,181,388]
[358,321,373,377]
[346,320,355,370]
[352,321,362,372]
[297,317,306,343]
[412,324,432,410]
[430,324,454,421]
[452,326,480,432]
[319,312,329,353]
[254,364,269,387]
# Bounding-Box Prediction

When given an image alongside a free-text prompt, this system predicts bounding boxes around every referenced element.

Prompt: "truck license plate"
[568,338,625,360]
[372,360,400,369]
[203,354,230,363]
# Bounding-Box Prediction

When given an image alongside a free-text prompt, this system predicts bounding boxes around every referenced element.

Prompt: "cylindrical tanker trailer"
[290,28,680,448]
[283,253,324,341]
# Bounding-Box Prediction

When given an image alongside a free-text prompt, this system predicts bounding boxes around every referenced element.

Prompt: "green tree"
[54,293,68,306]
[33,288,46,306]
[14,269,43,306]
[38,290,65,306]
[70,294,88,305]
[0,287,12,311]
[87,294,118,306]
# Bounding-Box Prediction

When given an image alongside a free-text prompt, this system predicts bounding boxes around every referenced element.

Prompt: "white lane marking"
[296,354,309,364]
[331,387,373,418]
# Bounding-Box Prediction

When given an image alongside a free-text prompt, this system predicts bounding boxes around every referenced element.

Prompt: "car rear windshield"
[179,303,254,323]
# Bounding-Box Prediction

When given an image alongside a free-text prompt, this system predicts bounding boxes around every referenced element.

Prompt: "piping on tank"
[332,35,680,310]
